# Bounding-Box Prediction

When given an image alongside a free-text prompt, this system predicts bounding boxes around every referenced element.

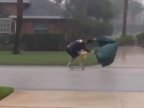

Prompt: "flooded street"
[0,46,144,91]
[111,46,144,67]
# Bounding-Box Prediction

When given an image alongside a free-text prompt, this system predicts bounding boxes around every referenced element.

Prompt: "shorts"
[66,47,79,59]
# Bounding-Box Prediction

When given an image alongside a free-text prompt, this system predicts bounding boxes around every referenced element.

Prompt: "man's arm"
[82,43,91,52]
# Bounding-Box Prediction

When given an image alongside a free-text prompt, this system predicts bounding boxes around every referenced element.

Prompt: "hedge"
[0,34,70,51]
[0,34,12,50]
[21,34,67,51]
[136,32,144,46]
[116,35,135,46]
[0,33,96,51]
[20,33,88,51]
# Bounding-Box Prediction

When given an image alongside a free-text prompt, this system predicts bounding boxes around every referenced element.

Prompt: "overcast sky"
[135,0,144,4]
[141,0,144,4]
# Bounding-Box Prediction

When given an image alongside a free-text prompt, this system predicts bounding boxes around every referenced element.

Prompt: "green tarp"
[95,37,118,67]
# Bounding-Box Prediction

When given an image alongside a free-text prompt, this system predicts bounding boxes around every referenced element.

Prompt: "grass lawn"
[0,51,97,66]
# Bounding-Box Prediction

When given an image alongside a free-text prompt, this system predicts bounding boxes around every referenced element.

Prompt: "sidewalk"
[1,90,144,108]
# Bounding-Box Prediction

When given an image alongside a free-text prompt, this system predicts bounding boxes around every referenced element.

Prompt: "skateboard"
[68,66,85,71]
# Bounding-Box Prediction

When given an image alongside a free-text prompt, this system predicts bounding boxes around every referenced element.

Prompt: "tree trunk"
[13,0,23,54]
[122,0,128,36]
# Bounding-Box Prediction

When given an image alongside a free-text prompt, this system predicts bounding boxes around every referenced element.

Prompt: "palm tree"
[122,0,128,36]
[13,0,23,54]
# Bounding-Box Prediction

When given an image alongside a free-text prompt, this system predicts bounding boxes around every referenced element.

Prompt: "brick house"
[0,0,70,34]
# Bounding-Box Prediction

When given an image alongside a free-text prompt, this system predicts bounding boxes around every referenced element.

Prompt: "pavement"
[0,46,144,108]
[1,90,144,108]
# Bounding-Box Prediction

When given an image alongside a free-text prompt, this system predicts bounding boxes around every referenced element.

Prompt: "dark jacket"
[67,39,90,53]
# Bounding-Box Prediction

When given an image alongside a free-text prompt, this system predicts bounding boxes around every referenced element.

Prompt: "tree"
[13,0,23,54]
[129,1,144,15]
[51,0,63,5]
[55,0,63,4]
[129,0,144,24]
[64,0,114,37]
[110,0,144,35]
[110,0,144,18]
[122,0,128,36]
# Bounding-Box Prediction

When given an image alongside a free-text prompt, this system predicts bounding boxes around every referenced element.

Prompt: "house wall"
[22,19,69,34]
[47,19,66,34]
[0,3,71,34]
[0,3,17,15]
[22,20,34,33]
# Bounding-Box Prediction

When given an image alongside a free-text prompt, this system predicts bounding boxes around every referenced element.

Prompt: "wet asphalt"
[0,46,144,91]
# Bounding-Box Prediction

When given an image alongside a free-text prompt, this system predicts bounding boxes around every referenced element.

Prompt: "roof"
[10,15,64,19]
[0,0,30,3]
[9,0,65,19]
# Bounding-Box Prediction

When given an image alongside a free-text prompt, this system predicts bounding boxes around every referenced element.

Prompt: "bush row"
[136,32,144,46]
[21,34,67,51]
[115,32,144,46]
[116,35,136,46]
[0,33,144,51]
[0,33,89,51]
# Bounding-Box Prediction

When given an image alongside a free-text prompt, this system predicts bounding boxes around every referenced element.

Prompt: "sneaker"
[67,63,71,67]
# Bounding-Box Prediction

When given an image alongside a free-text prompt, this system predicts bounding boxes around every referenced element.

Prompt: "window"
[33,21,48,33]
[0,9,8,18]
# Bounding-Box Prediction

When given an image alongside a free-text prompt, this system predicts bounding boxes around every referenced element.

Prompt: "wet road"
[1,66,144,91]
[0,46,144,91]
[111,46,144,67]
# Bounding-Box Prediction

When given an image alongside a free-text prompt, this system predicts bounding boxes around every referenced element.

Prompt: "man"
[66,38,94,67]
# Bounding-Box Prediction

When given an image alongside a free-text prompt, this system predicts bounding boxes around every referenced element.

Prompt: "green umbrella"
[96,36,116,47]
[95,42,118,67]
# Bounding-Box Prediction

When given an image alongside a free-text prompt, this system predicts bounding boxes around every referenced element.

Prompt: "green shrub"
[21,33,67,51]
[136,32,144,46]
[0,34,12,50]
[20,33,91,51]
[0,87,14,100]
[116,35,135,45]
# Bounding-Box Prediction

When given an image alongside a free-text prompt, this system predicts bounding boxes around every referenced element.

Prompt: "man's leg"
[79,55,85,70]
[66,48,74,67]
[67,57,75,67]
